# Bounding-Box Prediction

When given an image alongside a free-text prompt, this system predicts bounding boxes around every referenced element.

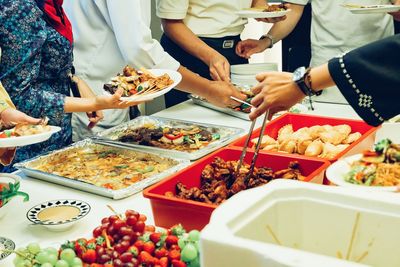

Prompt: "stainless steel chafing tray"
[14,139,189,199]
[93,116,245,160]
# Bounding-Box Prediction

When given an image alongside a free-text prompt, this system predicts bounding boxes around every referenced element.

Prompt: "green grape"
[181,243,198,262]
[60,248,76,263]
[41,263,54,267]
[188,257,200,267]
[16,259,32,267]
[13,255,24,266]
[194,241,200,251]
[44,247,59,256]
[188,230,200,241]
[178,238,186,249]
[47,254,58,265]
[70,257,83,267]
[55,260,69,267]
[27,243,41,255]
[16,247,28,256]
[35,252,49,264]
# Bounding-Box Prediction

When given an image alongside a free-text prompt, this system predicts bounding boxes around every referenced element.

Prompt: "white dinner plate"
[344,4,400,14]
[119,69,182,102]
[0,126,61,148]
[326,154,398,192]
[236,9,290,19]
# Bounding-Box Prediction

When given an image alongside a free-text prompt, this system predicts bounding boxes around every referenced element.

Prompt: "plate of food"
[236,4,290,18]
[342,4,400,14]
[326,139,400,191]
[103,66,182,101]
[0,122,61,148]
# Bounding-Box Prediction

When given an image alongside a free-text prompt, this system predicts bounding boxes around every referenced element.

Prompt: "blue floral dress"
[0,0,73,171]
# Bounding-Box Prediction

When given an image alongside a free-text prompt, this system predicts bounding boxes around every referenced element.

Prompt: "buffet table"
[0,101,360,266]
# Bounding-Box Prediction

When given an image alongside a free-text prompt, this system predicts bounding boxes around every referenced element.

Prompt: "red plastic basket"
[230,113,378,162]
[143,147,330,231]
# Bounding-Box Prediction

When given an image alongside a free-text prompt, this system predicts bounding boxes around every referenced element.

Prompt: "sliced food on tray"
[117,123,222,152]
[28,144,177,190]
[344,139,400,186]
[165,157,305,205]
[252,124,361,160]
[103,65,174,97]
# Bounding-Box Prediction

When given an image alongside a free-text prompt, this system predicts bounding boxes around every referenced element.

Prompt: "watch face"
[293,66,306,82]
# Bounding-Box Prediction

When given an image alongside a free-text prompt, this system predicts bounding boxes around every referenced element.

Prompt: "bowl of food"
[326,139,400,191]
[26,199,91,232]
[0,173,29,219]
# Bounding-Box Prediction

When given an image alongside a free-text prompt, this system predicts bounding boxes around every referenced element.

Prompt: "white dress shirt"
[64,0,180,141]
[156,0,253,38]
[286,0,394,104]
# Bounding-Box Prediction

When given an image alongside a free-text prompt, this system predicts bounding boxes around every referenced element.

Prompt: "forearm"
[251,0,268,7]
[267,4,304,42]
[161,19,218,64]
[309,64,336,92]
[64,97,97,113]
[175,66,212,97]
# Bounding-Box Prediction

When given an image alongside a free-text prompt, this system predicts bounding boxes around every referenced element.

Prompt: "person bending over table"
[248,34,400,127]
[156,0,285,107]
[64,0,247,141]
[0,0,143,171]
[237,0,398,105]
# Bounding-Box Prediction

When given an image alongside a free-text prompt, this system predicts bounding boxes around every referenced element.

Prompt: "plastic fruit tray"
[143,147,330,230]
[229,113,378,162]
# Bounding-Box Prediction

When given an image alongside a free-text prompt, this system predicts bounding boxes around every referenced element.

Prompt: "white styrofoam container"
[200,180,400,267]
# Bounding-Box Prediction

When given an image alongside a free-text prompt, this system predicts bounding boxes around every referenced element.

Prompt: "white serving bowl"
[26,199,91,232]
[0,173,22,219]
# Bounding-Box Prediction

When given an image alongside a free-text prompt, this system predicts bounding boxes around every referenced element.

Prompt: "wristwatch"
[259,33,275,48]
[292,66,322,96]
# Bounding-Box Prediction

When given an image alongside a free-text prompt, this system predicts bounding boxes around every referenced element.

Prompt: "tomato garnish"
[164,133,183,140]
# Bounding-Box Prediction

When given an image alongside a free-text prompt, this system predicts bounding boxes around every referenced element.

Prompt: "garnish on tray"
[103,66,174,97]
[165,157,305,205]
[117,123,221,152]
[344,139,400,186]
[0,180,29,208]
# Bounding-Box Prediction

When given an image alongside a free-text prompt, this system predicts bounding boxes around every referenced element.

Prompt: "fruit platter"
[8,209,201,267]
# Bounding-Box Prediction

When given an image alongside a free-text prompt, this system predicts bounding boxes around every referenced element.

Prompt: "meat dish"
[165,157,305,205]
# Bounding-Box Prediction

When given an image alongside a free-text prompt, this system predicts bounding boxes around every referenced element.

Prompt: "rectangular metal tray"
[94,116,245,160]
[189,95,251,121]
[15,139,189,199]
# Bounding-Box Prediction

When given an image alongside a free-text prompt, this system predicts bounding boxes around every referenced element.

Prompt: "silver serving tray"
[15,139,189,199]
[94,116,245,160]
[189,95,251,121]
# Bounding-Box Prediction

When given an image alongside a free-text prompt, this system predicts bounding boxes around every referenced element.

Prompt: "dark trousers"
[161,34,248,108]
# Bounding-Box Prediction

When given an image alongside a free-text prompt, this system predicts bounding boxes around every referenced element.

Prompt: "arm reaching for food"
[236,3,304,59]
[249,34,400,126]
[389,0,400,21]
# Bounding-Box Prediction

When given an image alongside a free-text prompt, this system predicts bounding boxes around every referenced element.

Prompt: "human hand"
[203,81,247,108]
[86,111,104,129]
[236,39,270,59]
[0,108,41,127]
[94,88,145,110]
[208,52,230,81]
[249,71,305,120]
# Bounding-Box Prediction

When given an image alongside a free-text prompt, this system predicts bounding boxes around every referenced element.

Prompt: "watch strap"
[259,34,274,48]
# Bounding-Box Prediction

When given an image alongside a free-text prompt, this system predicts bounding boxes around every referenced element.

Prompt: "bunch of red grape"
[64,210,200,267]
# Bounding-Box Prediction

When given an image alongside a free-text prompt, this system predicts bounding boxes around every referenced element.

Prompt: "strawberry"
[82,249,97,264]
[171,259,187,267]
[143,241,155,255]
[159,257,169,267]
[133,240,144,251]
[165,235,179,248]
[168,249,181,261]
[154,247,168,259]
[138,251,155,265]
[150,233,162,244]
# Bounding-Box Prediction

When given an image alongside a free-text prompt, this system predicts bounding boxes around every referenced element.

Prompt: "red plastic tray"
[230,113,378,162]
[143,147,330,231]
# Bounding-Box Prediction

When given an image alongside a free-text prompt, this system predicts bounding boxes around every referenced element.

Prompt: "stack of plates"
[231,63,278,87]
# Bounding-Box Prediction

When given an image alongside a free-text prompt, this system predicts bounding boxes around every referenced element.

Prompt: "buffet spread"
[1,95,399,267]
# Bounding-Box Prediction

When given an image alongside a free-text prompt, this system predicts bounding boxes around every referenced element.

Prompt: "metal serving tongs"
[235,109,270,178]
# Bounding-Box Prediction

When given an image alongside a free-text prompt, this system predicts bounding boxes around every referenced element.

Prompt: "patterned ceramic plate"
[26,199,90,225]
[0,237,15,261]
